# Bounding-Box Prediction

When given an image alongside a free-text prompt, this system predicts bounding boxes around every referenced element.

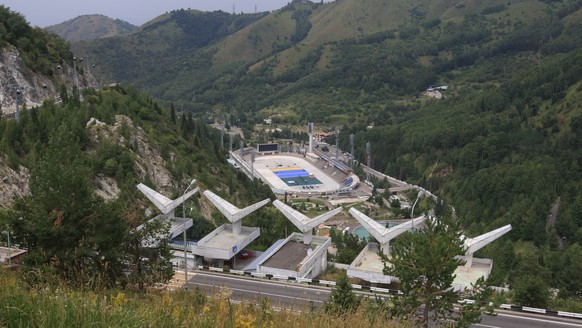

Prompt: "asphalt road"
[187,271,330,309]
[185,271,582,328]
[477,311,582,328]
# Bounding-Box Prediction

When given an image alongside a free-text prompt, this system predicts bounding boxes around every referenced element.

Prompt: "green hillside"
[0,5,70,76]
[72,0,582,298]
[0,6,298,293]
[46,14,136,42]
[4,0,582,309]
[79,9,268,89]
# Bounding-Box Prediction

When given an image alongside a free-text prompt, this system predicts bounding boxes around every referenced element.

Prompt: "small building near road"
[0,246,27,265]
[256,232,331,279]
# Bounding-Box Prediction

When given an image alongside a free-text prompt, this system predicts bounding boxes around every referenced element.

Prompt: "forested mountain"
[76,9,269,87]
[46,14,136,42]
[74,0,582,297]
[0,5,70,77]
[0,6,290,287]
[3,0,582,307]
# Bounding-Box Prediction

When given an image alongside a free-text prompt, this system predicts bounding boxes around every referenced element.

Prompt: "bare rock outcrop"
[0,45,98,117]
[87,115,175,199]
[0,158,30,208]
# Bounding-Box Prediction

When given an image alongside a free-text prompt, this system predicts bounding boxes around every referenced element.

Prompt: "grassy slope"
[214,11,296,66]
[46,15,136,42]
[306,0,408,45]
[0,268,410,328]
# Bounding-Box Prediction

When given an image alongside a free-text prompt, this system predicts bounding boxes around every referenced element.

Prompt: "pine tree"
[384,214,485,327]
[121,207,173,290]
[9,124,128,286]
[325,271,360,313]
[170,102,176,124]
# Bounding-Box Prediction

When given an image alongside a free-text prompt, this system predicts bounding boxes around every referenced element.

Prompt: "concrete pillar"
[303,229,313,245]
[382,241,390,256]
[465,253,473,268]
[233,220,242,235]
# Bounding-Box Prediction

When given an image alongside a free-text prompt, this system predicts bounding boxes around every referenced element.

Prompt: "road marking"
[497,313,582,327]
[194,271,332,292]
[191,281,325,304]
[473,324,501,328]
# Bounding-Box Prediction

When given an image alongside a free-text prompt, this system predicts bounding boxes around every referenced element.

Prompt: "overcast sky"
[0,0,326,28]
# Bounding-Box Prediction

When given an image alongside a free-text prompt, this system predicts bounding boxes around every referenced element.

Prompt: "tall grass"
[0,268,411,328]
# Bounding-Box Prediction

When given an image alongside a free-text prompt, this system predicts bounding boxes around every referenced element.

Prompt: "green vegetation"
[384,213,489,327]
[73,0,582,306]
[46,14,136,42]
[0,82,304,287]
[0,5,69,76]
[329,226,368,264]
[0,267,415,328]
[326,271,361,313]
[4,0,582,315]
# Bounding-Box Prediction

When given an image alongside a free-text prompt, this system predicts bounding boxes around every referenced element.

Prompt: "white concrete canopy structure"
[273,200,342,244]
[349,207,426,256]
[203,190,270,235]
[137,183,199,216]
[136,183,199,247]
[461,224,512,268]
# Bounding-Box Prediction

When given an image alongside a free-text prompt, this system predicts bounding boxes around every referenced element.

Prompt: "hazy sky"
[0,0,318,27]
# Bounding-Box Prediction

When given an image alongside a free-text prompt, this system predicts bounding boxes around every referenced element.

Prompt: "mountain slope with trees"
[1,7,290,285]
[46,14,136,42]
[73,0,582,301]
[4,0,582,309]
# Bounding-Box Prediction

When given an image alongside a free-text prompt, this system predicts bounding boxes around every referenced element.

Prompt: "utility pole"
[251,152,256,180]
[335,127,340,160]
[366,142,371,181]
[220,124,224,149]
[350,134,355,165]
[229,133,233,154]
[308,122,314,153]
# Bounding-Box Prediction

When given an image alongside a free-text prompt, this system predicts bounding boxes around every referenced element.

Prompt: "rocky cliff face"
[0,46,173,207]
[0,46,98,117]
[0,113,178,207]
[0,159,29,208]
[87,115,176,198]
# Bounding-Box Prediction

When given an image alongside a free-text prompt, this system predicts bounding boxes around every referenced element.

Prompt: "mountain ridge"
[46,14,136,42]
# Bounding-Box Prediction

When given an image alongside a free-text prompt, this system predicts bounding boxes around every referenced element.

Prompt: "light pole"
[3,230,10,266]
[410,190,425,235]
[411,190,424,220]
[182,179,196,287]
[409,191,424,251]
